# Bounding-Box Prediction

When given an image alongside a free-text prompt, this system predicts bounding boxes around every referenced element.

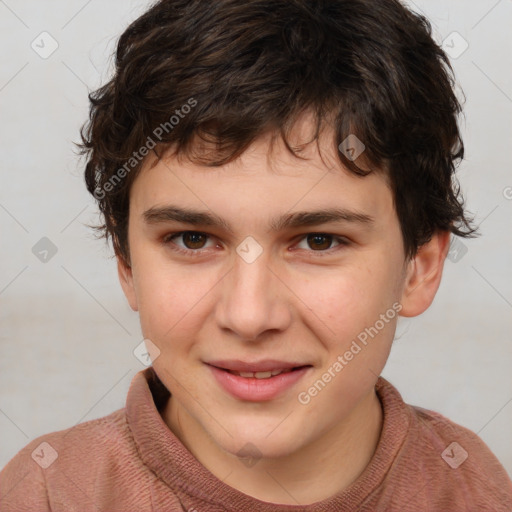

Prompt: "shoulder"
[410,403,507,470]
[7,406,132,468]
[405,402,512,510]
[374,378,512,511]
[0,407,140,511]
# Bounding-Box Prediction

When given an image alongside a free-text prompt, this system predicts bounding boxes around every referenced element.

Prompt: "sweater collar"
[126,367,411,512]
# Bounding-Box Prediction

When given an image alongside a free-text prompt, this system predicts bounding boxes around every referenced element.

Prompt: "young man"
[1,0,511,510]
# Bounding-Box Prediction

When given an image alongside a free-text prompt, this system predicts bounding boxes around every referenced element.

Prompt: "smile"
[227,368,293,378]
[206,361,312,401]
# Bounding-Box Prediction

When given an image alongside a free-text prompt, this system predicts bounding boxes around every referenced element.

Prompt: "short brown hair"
[80,0,476,266]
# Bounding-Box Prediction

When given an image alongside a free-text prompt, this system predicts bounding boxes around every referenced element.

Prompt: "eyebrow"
[142,205,374,233]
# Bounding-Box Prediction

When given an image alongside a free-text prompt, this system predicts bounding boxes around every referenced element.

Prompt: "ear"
[117,255,139,312]
[399,230,451,317]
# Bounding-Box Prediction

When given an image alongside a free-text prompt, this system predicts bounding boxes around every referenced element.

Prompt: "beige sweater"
[1,367,511,511]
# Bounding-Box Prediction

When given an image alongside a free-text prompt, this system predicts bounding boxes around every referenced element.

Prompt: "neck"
[163,388,383,505]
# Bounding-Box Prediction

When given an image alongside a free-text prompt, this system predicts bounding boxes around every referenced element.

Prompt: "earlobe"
[399,231,451,318]
[117,256,139,312]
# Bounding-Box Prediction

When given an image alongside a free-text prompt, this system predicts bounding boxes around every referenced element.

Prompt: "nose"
[215,248,292,341]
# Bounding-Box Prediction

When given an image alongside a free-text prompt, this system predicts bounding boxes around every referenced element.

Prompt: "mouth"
[223,368,297,379]
[205,360,313,401]
[216,366,308,379]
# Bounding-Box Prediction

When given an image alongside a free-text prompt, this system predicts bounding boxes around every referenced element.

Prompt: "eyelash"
[162,231,350,257]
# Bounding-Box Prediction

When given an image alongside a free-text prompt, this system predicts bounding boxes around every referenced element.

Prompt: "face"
[118,119,446,461]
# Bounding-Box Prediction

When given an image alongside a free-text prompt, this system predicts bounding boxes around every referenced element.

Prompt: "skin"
[118,116,450,505]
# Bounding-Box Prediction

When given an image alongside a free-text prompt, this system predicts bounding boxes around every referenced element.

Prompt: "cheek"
[292,261,398,342]
[133,259,188,332]
[134,259,219,347]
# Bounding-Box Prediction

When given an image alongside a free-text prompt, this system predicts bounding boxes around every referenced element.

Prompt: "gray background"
[1,0,511,478]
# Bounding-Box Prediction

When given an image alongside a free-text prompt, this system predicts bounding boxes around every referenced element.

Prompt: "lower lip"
[207,365,311,401]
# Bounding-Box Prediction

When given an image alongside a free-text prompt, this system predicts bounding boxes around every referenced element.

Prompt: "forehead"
[129,123,394,229]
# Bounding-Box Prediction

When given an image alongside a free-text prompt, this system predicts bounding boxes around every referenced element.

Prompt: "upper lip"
[206,359,310,373]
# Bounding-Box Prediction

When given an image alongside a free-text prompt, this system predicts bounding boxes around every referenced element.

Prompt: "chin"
[211,420,308,461]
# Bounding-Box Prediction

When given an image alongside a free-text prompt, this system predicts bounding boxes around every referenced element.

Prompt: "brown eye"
[163,231,217,257]
[181,232,208,249]
[306,233,334,251]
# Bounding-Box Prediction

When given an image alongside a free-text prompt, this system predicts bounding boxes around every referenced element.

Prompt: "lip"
[206,359,306,373]
[206,361,312,402]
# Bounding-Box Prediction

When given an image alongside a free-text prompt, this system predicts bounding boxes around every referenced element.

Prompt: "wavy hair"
[79,0,476,266]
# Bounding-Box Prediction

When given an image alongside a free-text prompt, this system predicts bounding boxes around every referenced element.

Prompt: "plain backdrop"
[1,0,511,479]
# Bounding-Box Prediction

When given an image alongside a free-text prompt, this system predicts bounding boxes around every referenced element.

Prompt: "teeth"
[254,371,272,379]
[233,369,293,378]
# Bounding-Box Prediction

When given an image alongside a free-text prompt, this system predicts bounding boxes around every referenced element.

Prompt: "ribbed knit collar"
[126,367,411,511]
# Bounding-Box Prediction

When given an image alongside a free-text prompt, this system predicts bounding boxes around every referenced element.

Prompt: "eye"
[295,233,348,253]
[162,231,349,257]
[163,231,216,254]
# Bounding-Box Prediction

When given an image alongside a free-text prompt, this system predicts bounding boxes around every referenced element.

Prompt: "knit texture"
[1,367,511,511]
